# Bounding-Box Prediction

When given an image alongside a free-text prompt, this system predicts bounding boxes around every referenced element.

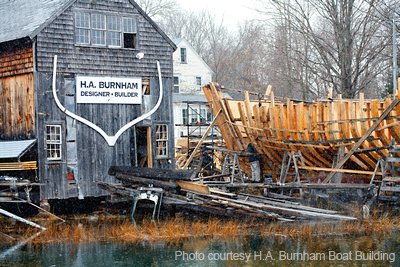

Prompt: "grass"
[1,210,400,246]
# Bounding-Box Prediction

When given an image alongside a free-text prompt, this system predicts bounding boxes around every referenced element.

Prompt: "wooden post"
[147,127,153,168]
[323,98,400,183]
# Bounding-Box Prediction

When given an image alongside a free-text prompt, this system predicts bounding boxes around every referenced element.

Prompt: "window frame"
[196,76,202,91]
[180,47,187,63]
[173,76,179,93]
[155,125,168,159]
[45,124,63,161]
[74,10,138,49]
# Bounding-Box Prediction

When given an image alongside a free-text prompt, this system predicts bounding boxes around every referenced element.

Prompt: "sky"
[175,0,261,30]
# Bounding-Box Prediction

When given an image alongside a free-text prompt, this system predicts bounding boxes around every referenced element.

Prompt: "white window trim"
[155,125,168,158]
[46,125,62,161]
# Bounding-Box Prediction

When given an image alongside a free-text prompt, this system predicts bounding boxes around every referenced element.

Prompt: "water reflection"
[1,232,399,267]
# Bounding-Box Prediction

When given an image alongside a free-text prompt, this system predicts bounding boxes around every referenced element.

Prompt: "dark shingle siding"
[36,0,174,77]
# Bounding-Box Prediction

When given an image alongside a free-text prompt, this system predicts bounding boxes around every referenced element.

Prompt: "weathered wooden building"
[0,0,176,201]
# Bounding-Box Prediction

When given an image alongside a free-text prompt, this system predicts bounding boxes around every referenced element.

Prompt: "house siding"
[35,0,174,77]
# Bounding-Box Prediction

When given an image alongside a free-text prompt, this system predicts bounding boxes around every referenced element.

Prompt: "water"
[1,232,400,267]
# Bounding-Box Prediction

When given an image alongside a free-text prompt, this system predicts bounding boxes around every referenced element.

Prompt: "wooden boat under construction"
[202,82,400,183]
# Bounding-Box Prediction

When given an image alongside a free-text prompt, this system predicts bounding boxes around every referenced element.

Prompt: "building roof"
[0,0,74,43]
[0,139,36,159]
[0,0,176,50]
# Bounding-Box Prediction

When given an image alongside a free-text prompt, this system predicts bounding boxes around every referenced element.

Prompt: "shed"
[0,0,177,201]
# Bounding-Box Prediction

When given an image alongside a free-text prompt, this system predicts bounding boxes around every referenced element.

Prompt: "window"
[123,17,137,49]
[180,47,187,63]
[200,108,207,123]
[196,77,202,91]
[107,16,121,47]
[156,125,168,158]
[182,109,188,125]
[173,76,179,93]
[190,108,198,124]
[75,12,90,44]
[91,14,106,45]
[46,125,62,161]
[75,11,137,49]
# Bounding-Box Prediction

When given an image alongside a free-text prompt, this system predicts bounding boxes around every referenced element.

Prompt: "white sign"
[76,76,142,104]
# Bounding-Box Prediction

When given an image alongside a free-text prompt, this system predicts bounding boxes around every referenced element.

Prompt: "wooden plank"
[0,161,37,171]
[298,166,382,175]
[176,181,210,194]
[323,98,400,183]
[147,126,152,168]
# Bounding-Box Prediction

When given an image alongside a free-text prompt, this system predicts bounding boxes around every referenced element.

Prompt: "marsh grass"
[1,210,399,246]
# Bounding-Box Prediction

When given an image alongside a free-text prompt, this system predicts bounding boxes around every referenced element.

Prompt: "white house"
[172,38,216,147]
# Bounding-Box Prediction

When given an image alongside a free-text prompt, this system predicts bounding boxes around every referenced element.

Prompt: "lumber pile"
[202,82,400,177]
[100,166,357,221]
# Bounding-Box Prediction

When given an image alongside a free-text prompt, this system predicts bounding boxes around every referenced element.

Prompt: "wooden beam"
[175,181,210,194]
[323,98,400,183]
[147,127,152,168]
[183,109,222,169]
[298,166,382,176]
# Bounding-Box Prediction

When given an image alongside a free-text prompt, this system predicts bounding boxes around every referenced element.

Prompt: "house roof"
[0,0,176,50]
[0,139,36,159]
[172,38,214,75]
[0,0,74,43]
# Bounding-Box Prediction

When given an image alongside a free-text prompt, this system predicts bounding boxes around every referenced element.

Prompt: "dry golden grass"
[1,210,400,245]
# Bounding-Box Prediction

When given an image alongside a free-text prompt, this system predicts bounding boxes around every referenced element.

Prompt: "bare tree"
[257,0,397,99]
[135,0,178,20]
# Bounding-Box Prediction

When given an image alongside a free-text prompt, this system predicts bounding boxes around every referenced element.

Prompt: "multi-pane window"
[75,12,137,48]
[182,109,188,125]
[173,77,179,93]
[190,108,198,124]
[107,16,121,47]
[200,108,207,123]
[91,14,106,45]
[75,12,90,44]
[156,125,168,158]
[46,125,62,161]
[196,76,202,91]
[180,47,187,63]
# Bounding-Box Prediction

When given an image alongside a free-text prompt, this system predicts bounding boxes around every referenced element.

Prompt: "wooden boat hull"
[203,83,400,178]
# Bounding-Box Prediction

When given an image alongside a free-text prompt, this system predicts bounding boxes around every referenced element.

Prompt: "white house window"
[75,11,137,49]
[190,108,198,124]
[46,125,62,161]
[173,76,179,93]
[182,109,188,125]
[156,125,168,158]
[200,108,207,123]
[196,76,202,91]
[180,47,187,63]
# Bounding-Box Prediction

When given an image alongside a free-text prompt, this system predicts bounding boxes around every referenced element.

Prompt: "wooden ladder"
[279,151,309,184]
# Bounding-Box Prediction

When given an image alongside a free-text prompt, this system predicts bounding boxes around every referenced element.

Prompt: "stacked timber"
[202,82,400,176]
